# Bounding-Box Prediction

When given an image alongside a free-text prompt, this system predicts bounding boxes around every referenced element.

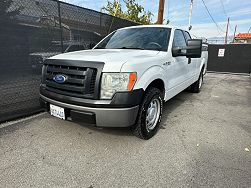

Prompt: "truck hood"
[49,49,160,72]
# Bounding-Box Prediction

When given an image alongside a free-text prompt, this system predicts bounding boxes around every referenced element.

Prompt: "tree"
[102,0,153,24]
[0,0,21,23]
[101,0,124,18]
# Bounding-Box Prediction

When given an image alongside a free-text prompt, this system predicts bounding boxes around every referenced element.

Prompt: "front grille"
[44,64,97,98]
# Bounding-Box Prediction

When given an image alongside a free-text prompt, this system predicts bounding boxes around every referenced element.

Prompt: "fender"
[197,57,206,80]
[134,65,166,91]
[201,51,208,75]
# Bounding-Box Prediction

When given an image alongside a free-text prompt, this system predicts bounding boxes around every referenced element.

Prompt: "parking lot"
[0,73,250,187]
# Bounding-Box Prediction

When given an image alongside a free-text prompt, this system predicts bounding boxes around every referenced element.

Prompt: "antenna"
[188,0,193,30]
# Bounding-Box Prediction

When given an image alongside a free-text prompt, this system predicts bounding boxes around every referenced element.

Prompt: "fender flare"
[134,65,166,91]
[198,58,206,76]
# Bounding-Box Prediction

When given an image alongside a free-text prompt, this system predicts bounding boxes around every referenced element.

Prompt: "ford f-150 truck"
[40,25,208,139]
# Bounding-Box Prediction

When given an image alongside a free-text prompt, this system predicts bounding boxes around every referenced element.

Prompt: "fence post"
[57,0,63,53]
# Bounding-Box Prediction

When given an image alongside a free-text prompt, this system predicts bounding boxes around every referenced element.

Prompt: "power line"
[219,0,227,18]
[200,0,225,35]
[219,0,234,32]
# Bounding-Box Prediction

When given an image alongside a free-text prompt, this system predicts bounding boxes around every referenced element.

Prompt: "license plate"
[50,104,65,120]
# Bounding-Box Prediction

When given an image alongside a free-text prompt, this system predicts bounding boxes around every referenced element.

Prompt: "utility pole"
[225,17,230,44]
[233,25,237,43]
[188,0,193,30]
[157,0,165,24]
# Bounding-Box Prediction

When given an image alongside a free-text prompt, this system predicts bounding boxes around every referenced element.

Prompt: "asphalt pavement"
[0,74,41,122]
[0,73,250,188]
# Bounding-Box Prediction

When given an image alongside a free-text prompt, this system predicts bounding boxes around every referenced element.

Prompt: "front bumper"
[40,88,143,127]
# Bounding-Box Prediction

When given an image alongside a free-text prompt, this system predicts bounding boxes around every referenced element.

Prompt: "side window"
[172,30,186,48]
[183,31,191,44]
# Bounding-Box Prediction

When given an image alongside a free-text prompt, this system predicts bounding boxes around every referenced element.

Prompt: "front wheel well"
[145,79,165,97]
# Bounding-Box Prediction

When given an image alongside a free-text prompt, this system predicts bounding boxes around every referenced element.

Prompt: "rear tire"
[133,87,163,140]
[191,70,203,93]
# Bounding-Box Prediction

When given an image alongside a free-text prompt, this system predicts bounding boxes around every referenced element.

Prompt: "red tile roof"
[235,33,251,39]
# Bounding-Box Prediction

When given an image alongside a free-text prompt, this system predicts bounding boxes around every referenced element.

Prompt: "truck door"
[168,29,189,88]
[183,31,197,78]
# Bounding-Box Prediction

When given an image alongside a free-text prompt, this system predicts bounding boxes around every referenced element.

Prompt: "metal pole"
[157,0,165,24]
[225,17,230,44]
[233,25,237,43]
[188,0,193,30]
[57,0,64,53]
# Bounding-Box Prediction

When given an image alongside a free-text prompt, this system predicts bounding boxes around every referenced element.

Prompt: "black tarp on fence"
[208,44,251,74]
[0,0,138,123]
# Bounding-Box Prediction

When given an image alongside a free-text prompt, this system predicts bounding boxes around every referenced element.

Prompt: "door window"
[172,30,186,48]
[183,31,192,44]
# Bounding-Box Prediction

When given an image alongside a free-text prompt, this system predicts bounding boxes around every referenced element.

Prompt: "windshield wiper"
[119,47,145,50]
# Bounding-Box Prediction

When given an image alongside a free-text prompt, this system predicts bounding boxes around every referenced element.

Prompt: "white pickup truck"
[40,25,208,139]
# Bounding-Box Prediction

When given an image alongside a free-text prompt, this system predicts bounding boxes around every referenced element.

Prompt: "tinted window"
[95,27,171,52]
[173,30,186,48]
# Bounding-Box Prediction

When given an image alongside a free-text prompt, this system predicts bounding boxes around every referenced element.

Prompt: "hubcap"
[146,98,161,131]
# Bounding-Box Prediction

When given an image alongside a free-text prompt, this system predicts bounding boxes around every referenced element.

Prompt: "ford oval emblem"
[53,74,67,83]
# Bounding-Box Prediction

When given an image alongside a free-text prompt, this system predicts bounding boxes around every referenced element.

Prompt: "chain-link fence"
[0,0,138,123]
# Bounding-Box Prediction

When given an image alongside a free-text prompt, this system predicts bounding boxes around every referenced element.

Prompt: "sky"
[60,0,251,39]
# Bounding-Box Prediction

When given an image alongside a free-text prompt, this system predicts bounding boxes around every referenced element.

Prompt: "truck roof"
[117,24,179,31]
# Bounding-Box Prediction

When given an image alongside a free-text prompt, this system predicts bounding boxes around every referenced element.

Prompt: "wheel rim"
[199,74,203,89]
[146,98,161,132]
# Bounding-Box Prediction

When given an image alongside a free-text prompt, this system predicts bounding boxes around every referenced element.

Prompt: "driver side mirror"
[186,39,202,58]
[172,39,202,58]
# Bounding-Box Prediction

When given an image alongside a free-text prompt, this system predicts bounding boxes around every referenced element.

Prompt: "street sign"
[218,49,225,57]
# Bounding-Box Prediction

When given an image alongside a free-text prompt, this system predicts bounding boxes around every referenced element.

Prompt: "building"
[234,33,251,43]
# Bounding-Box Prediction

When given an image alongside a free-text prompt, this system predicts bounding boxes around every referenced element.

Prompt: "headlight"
[100,72,137,99]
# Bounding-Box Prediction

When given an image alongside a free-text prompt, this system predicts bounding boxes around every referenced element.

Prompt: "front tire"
[133,87,163,140]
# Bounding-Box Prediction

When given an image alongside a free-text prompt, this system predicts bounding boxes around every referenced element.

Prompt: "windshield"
[95,27,171,52]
